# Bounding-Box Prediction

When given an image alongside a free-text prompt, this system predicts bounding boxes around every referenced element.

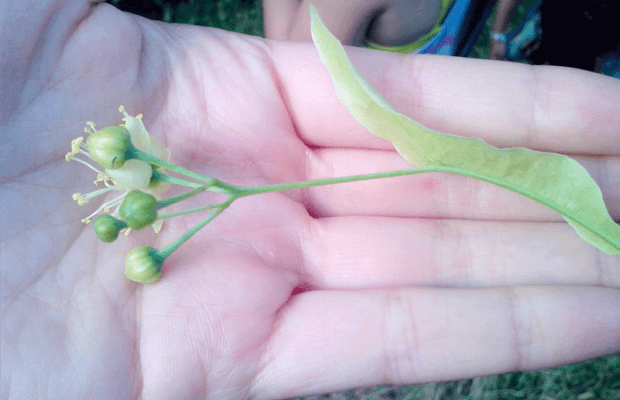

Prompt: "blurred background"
[105,0,620,398]
[106,0,264,36]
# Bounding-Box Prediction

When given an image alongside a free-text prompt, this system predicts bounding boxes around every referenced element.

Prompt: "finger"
[223,192,620,291]
[251,286,620,399]
[270,42,620,154]
[301,148,620,220]
[297,216,620,290]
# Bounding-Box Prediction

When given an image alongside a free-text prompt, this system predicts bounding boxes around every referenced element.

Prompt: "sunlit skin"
[1,1,619,399]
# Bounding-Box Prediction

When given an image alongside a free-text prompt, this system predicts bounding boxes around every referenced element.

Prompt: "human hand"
[2,1,619,399]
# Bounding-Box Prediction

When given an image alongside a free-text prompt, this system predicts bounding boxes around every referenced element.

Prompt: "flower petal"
[149,134,170,162]
[151,219,164,233]
[149,179,170,196]
[125,116,151,153]
[106,159,152,190]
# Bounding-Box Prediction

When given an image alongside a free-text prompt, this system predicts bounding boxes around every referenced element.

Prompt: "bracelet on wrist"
[490,32,507,43]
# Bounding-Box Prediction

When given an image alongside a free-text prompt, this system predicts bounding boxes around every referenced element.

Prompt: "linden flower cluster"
[66,106,170,233]
[67,106,228,285]
[66,106,195,284]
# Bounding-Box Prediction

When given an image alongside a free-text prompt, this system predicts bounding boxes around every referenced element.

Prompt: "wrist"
[490,31,507,43]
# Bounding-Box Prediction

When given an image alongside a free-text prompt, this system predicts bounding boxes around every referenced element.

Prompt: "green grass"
[107,1,619,399]
[288,354,620,400]
[107,0,263,36]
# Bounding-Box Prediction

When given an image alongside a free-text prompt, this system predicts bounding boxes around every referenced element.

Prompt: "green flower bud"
[125,246,164,284]
[93,214,127,243]
[86,126,131,170]
[119,190,157,230]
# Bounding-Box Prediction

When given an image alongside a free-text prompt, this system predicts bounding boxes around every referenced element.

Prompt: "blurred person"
[490,0,620,77]
[264,0,496,56]
[488,0,523,61]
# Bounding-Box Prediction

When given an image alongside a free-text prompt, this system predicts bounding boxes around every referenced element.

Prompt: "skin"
[1,1,619,399]
[263,0,442,47]
[488,0,520,60]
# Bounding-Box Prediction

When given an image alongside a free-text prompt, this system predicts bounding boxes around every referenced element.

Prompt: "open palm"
[2,1,619,399]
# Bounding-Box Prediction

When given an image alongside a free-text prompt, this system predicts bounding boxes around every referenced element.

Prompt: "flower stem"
[129,147,233,196]
[148,166,498,264]
[156,167,448,257]
[129,147,212,183]
[231,166,455,197]
[157,200,232,259]
[152,170,202,188]
[157,202,229,220]
[157,185,211,209]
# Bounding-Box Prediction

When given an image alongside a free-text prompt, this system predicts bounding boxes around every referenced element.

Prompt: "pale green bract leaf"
[309,5,620,255]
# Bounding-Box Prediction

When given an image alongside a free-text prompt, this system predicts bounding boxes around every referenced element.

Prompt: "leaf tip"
[309,4,321,41]
[309,4,335,48]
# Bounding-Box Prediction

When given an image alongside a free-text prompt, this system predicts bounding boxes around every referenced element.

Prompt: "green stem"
[158,201,232,259]
[133,149,259,198]
[152,170,202,188]
[232,165,619,252]
[130,147,232,196]
[152,170,239,198]
[153,167,451,259]
[234,166,446,196]
[157,202,228,220]
[157,185,210,209]
[128,147,214,184]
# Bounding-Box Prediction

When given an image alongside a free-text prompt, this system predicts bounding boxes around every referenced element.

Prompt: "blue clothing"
[367,0,495,57]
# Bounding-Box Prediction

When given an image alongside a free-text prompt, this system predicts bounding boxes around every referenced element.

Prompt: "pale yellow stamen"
[72,156,102,174]
[103,192,127,210]
[71,137,84,154]
[73,184,120,206]
[85,121,97,133]
[94,173,114,186]
[94,173,104,185]
[73,187,114,207]
[66,137,96,167]
[81,192,128,224]
[70,105,168,234]
[67,137,83,160]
